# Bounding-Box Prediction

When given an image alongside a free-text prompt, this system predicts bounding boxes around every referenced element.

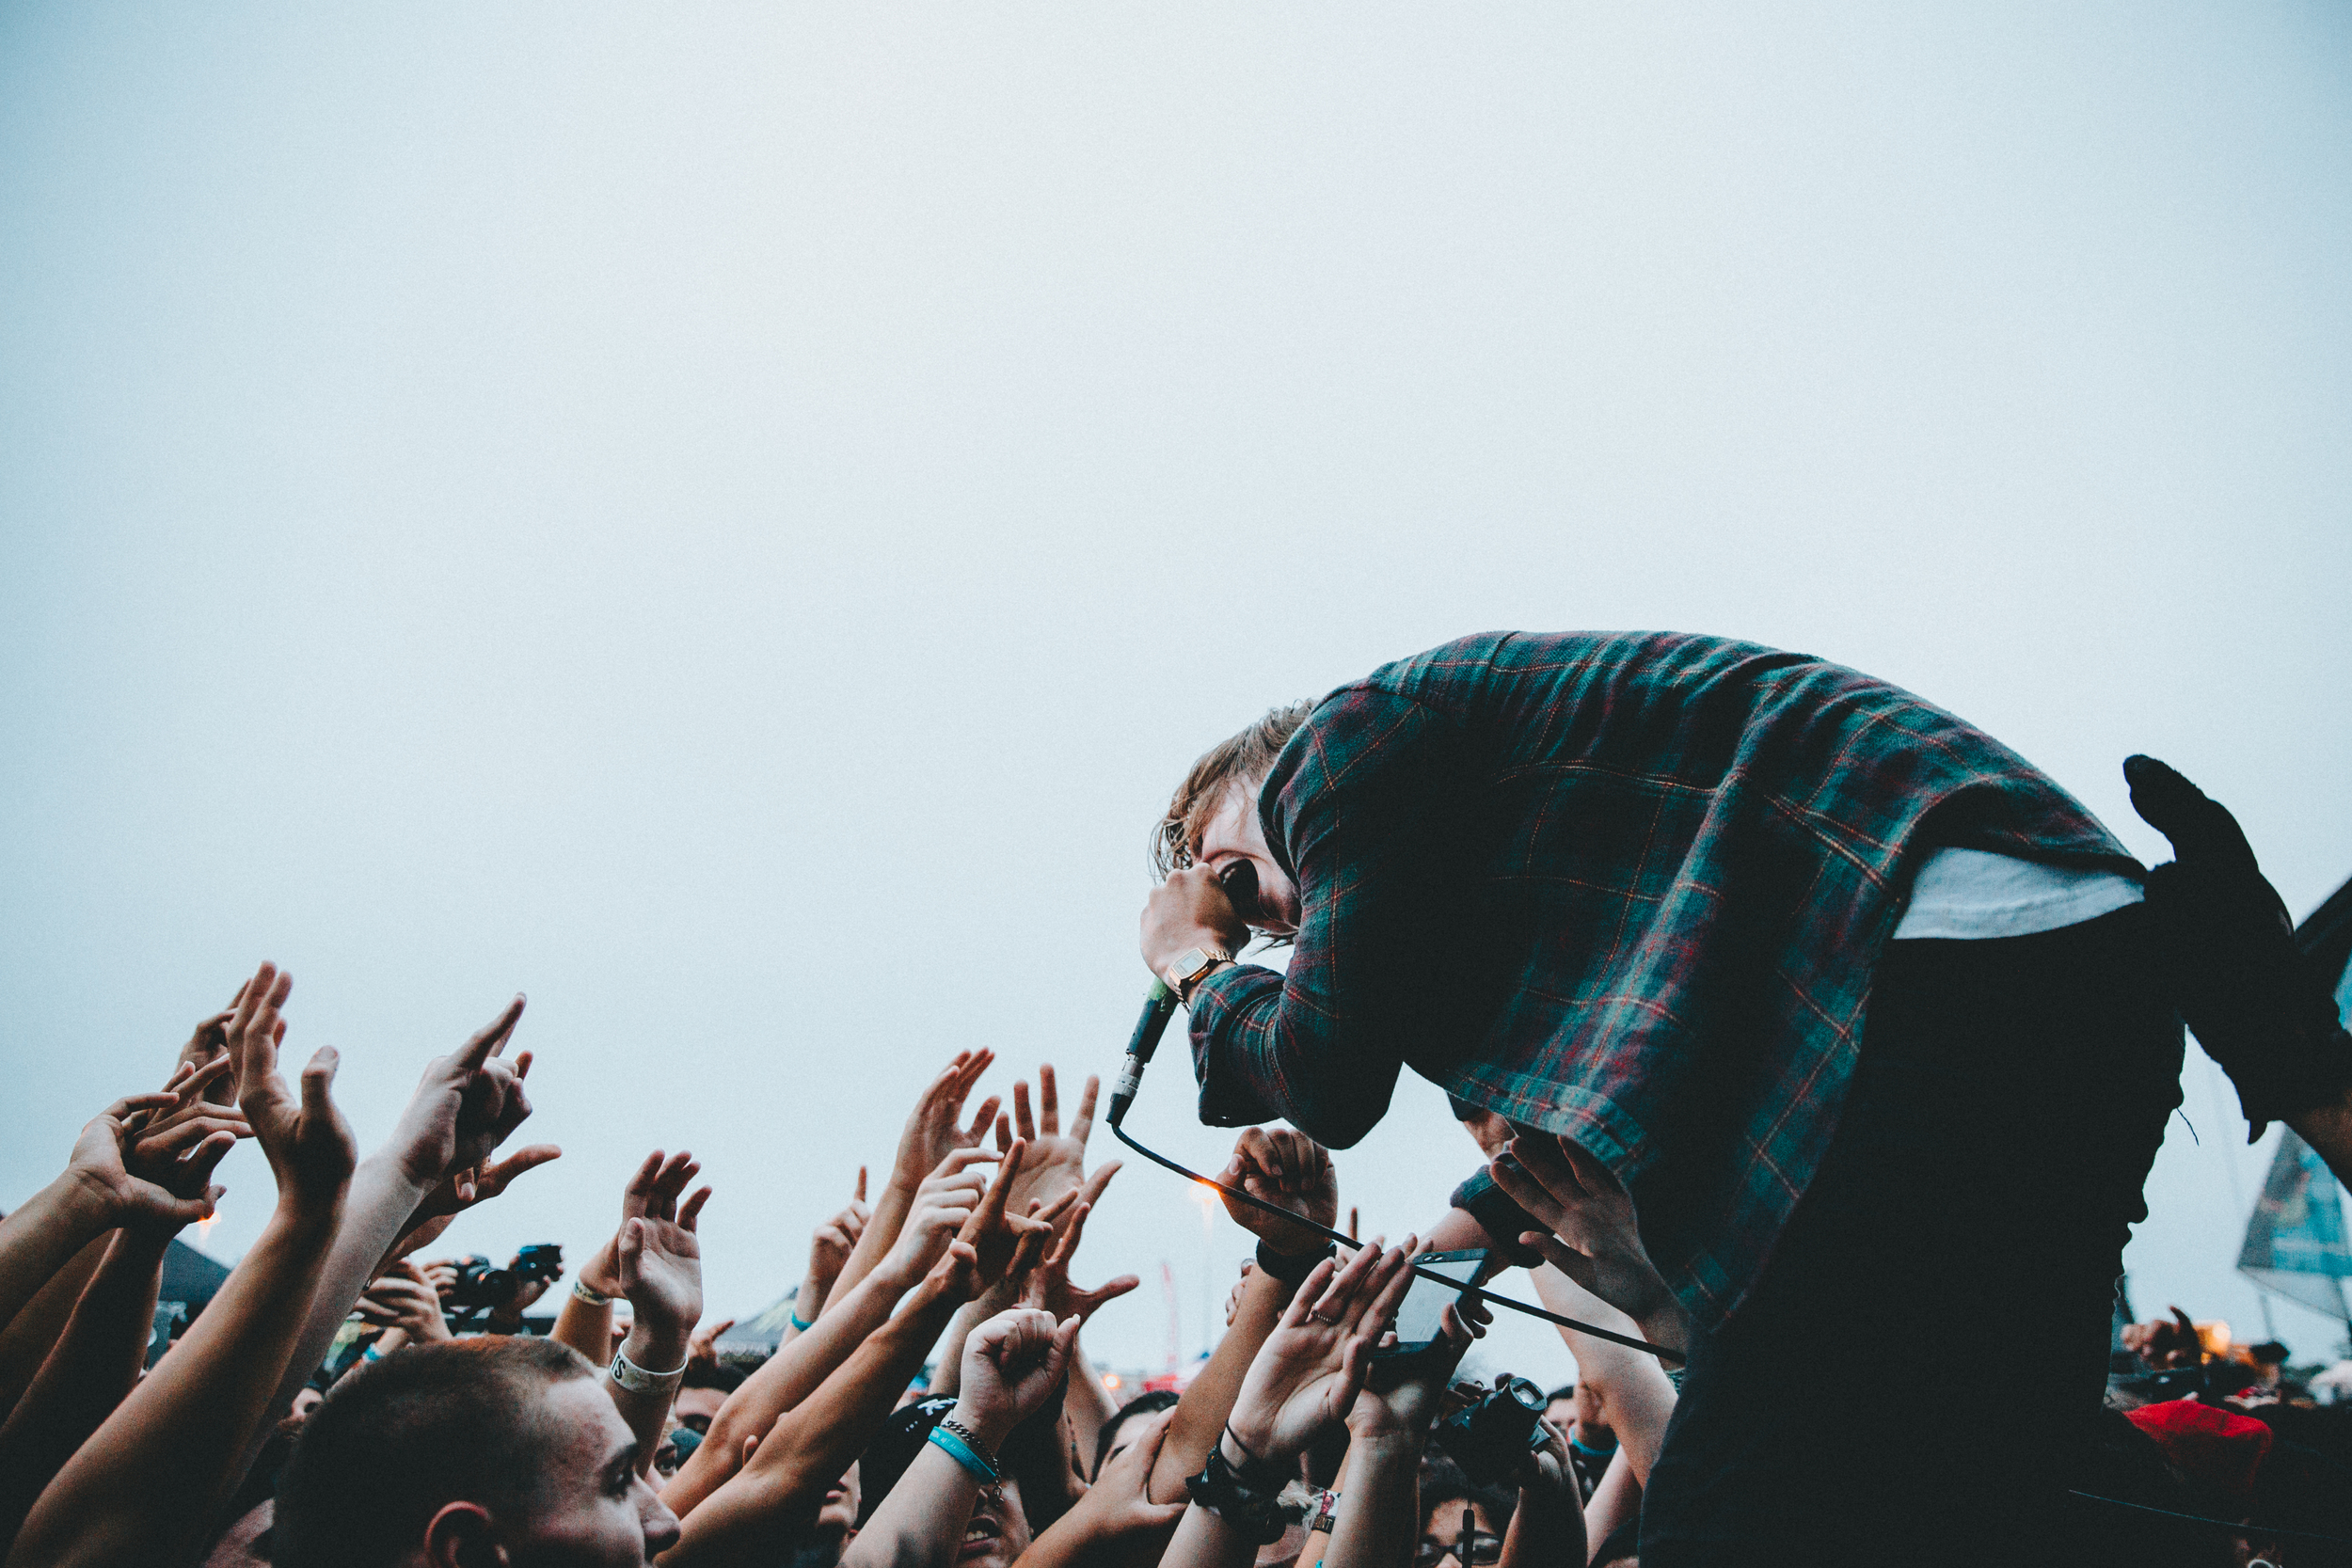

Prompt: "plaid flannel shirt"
[1185,631,2139,1326]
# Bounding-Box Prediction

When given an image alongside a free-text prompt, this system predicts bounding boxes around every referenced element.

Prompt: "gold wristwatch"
[1165,945,1233,1005]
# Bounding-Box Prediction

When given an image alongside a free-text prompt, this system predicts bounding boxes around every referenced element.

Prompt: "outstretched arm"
[8,962,358,1568]
[665,1268,965,1565]
[844,1308,1080,1568]
[1013,1414,1189,1568]
[664,1146,1002,1516]
[0,1236,108,1429]
[829,1053,999,1311]
[1525,1268,1675,1484]
[1148,1129,1337,1505]
[0,1068,243,1545]
[1312,1271,1478,1568]
[231,991,550,1486]
[608,1166,709,1476]
[665,1145,1052,1565]
[1488,1134,1688,1356]
[1164,1242,1417,1568]
[0,1079,229,1341]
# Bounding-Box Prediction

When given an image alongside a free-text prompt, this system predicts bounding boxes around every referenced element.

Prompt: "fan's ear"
[422,1500,503,1568]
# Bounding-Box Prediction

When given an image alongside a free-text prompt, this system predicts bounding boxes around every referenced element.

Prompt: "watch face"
[1174,947,1212,977]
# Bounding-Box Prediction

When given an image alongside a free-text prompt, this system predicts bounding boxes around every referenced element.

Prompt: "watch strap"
[1167,947,1234,1004]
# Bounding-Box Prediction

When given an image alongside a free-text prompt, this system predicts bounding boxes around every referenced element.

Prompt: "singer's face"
[1198,784,1300,935]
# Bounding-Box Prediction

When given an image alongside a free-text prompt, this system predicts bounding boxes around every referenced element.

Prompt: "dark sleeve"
[1449,1168,1545,1268]
[1184,689,1458,1148]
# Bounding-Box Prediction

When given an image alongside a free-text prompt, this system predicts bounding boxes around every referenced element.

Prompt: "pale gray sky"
[3,3,2347,1381]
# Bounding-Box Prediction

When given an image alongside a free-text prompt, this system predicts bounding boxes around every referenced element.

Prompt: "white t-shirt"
[1890,847,2142,942]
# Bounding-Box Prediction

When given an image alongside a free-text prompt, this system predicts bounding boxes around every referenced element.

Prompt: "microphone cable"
[1107,979,1683,1365]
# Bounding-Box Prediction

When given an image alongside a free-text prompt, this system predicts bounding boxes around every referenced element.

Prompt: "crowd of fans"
[2,959,2350,1566]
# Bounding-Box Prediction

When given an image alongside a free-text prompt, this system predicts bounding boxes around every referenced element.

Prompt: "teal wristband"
[788,1309,814,1332]
[927,1424,999,1485]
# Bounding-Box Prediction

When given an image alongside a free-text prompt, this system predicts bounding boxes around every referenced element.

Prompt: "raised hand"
[879,1148,998,1289]
[2121,1307,2208,1370]
[1224,1238,1416,1465]
[170,987,245,1108]
[1216,1127,1339,1255]
[1044,1409,1187,1546]
[122,1056,250,1208]
[228,963,356,1217]
[384,993,545,1197]
[930,1142,1056,1303]
[892,1051,1002,1190]
[994,1065,1103,1214]
[956,1307,1081,1444]
[2123,753,2352,1135]
[353,1261,453,1346]
[395,1139,564,1263]
[807,1172,870,1295]
[1489,1134,1678,1341]
[1020,1198,1140,1329]
[1347,1295,1487,1442]
[580,1151,704,1297]
[65,1091,229,1232]
[688,1317,736,1370]
[617,1198,707,1343]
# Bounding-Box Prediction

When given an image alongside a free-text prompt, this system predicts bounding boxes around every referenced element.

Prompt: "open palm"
[1227,1240,1416,1463]
[620,1214,704,1333]
[996,1065,1100,1214]
[228,963,356,1209]
[1490,1134,1669,1323]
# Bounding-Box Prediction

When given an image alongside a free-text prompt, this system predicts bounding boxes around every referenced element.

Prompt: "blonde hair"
[1150,700,1314,879]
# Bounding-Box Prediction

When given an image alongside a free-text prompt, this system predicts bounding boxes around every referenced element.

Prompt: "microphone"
[1106,978,1177,1129]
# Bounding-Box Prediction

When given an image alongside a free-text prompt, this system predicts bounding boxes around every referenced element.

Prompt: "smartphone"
[1371,1248,1489,1375]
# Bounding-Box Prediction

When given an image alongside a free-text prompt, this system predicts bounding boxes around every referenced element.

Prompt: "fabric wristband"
[927,1423,1000,1486]
[608,1348,687,1394]
[1254,1238,1338,1284]
[571,1278,614,1307]
[788,1308,814,1332]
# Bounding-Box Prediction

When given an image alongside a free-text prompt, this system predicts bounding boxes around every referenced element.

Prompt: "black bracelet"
[1219,1425,1289,1488]
[1254,1237,1338,1284]
[1184,1438,1290,1543]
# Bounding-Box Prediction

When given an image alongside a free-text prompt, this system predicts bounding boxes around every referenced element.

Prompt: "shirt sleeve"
[1183,688,1461,1148]
[1448,1166,1545,1266]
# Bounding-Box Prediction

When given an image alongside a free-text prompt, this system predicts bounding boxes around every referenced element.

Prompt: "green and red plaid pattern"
[1185,631,2139,1327]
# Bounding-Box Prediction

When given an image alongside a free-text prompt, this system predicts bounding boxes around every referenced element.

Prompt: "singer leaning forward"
[1135,629,2352,1568]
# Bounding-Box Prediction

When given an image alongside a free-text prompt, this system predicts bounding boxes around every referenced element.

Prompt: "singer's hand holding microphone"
[1139,866,1249,984]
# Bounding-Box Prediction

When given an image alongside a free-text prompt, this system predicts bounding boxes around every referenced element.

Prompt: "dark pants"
[1640,905,2184,1566]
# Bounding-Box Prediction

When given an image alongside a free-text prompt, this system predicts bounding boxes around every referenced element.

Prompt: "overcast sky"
[4,3,2348,1381]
